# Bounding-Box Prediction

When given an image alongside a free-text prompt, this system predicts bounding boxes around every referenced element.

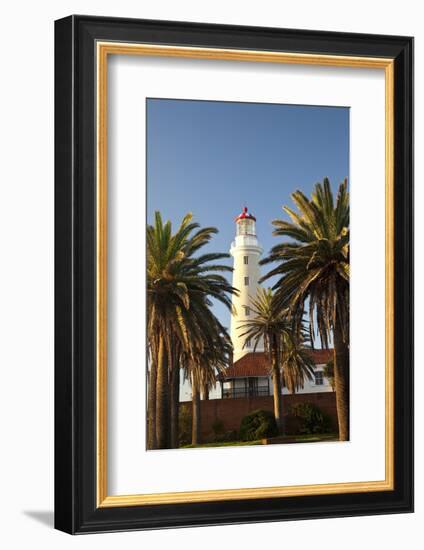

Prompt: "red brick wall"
[181,392,337,441]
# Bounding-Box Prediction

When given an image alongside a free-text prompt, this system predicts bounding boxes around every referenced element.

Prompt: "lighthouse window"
[244,306,250,316]
[245,338,251,347]
[244,276,249,286]
[243,256,249,265]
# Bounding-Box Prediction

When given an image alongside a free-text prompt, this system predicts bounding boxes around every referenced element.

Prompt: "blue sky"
[147,98,349,332]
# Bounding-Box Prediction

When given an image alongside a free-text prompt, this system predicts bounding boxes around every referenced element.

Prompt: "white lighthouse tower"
[230,207,264,362]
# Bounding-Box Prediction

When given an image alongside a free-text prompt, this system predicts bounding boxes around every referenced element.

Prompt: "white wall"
[283,366,333,394]
[0,1,421,548]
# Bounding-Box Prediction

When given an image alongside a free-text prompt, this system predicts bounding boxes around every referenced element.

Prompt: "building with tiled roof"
[217,349,334,399]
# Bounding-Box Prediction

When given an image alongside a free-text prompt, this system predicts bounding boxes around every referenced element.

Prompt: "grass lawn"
[182,433,338,449]
[275,433,338,443]
[182,440,262,449]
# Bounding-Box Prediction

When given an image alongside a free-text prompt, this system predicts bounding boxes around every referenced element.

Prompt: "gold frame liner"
[96,42,395,507]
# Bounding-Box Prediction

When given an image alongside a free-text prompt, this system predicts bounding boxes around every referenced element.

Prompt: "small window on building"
[245,338,251,347]
[243,256,249,265]
[244,276,249,286]
[315,371,324,385]
[244,306,250,316]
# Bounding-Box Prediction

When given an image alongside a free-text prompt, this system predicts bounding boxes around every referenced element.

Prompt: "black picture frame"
[55,15,414,534]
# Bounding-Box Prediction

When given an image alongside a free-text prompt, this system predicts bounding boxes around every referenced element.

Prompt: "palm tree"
[147,212,236,449]
[323,359,335,391]
[281,334,315,394]
[147,335,159,449]
[260,178,350,440]
[239,288,294,434]
[188,326,231,445]
[169,339,184,449]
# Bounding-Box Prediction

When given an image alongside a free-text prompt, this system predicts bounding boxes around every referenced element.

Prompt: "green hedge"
[289,402,333,434]
[239,409,278,441]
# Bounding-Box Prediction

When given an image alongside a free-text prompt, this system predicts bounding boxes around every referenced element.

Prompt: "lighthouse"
[230,207,264,362]
[219,206,334,400]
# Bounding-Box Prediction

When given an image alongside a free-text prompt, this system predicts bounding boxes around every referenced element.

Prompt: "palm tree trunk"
[191,374,201,445]
[271,346,284,435]
[155,336,169,449]
[147,359,157,450]
[201,381,209,400]
[333,321,350,441]
[170,365,180,449]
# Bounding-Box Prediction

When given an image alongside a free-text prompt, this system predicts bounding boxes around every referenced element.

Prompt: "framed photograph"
[54,15,413,533]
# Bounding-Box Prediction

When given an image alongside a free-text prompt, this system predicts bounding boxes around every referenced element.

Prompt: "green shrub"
[212,418,225,439]
[211,418,239,443]
[218,430,239,443]
[178,407,192,447]
[289,403,333,434]
[239,409,278,441]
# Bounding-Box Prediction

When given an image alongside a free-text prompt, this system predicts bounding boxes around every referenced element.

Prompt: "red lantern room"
[235,206,256,236]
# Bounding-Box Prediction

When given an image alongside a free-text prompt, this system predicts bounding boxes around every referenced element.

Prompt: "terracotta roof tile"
[218,349,333,380]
